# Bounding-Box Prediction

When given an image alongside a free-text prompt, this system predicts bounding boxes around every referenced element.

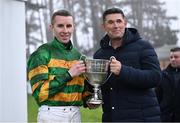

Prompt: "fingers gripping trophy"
[81,56,115,105]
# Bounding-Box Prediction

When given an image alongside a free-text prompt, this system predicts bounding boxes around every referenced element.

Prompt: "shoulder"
[31,43,50,57]
[94,48,102,55]
[72,46,80,53]
[136,39,154,50]
[28,43,51,65]
[69,45,82,57]
[134,39,157,57]
[93,48,104,58]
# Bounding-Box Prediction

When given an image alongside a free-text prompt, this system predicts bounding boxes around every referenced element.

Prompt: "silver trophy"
[84,58,113,105]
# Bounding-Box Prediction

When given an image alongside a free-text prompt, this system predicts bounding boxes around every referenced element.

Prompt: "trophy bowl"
[84,58,110,104]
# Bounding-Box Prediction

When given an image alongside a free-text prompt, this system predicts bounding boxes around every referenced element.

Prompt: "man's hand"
[68,60,86,77]
[86,102,101,109]
[110,58,121,75]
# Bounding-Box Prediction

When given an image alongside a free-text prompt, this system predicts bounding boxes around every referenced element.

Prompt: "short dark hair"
[51,10,72,25]
[170,47,180,52]
[102,7,125,22]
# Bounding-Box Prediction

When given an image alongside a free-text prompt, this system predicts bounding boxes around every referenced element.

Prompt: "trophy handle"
[79,55,89,83]
[79,55,86,61]
[103,56,116,83]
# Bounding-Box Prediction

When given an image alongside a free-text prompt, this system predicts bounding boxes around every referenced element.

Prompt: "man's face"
[103,13,127,40]
[50,15,74,44]
[170,51,180,68]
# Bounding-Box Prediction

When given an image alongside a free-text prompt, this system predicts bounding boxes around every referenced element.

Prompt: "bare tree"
[25,0,47,57]
[26,0,179,58]
[118,0,178,47]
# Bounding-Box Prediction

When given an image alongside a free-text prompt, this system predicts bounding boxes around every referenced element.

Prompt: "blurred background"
[0,0,180,122]
[26,0,180,69]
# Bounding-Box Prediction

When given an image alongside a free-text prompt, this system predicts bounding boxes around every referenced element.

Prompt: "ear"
[49,24,53,31]
[101,23,106,32]
[124,19,127,26]
[72,23,75,31]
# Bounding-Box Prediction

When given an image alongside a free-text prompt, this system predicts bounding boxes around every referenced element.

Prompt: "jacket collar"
[165,64,180,72]
[100,28,141,49]
[52,37,73,50]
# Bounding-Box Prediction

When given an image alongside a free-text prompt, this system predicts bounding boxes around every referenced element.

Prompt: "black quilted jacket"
[156,65,180,121]
[94,28,162,122]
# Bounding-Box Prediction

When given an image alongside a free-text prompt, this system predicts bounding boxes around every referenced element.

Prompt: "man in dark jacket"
[156,47,180,122]
[93,7,162,122]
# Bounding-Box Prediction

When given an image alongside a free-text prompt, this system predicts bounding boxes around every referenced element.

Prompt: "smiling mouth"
[112,30,121,32]
[61,35,69,38]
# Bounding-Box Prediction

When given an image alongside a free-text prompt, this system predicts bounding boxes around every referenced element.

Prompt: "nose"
[113,22,119,27]
[170,57,176,62]
[63,27,68,32]
[171,57,175,60]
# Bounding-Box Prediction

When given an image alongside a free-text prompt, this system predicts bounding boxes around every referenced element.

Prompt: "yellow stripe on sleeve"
[67,76,84,86]
[39,80,49,102]
[28,65,48,80]
[31,81,42,93]
[38,75,55,102]
[48,59,77,69]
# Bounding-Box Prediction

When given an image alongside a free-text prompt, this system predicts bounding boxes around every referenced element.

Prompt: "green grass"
[28,94,102,122]
[28,95,39,122]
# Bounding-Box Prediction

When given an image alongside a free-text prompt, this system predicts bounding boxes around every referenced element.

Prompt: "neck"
[111,39,123,49]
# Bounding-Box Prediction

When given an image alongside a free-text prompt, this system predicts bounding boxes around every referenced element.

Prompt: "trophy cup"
[84,58,111,105]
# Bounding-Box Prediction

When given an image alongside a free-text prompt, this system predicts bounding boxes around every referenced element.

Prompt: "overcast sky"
[161,0,180,46]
